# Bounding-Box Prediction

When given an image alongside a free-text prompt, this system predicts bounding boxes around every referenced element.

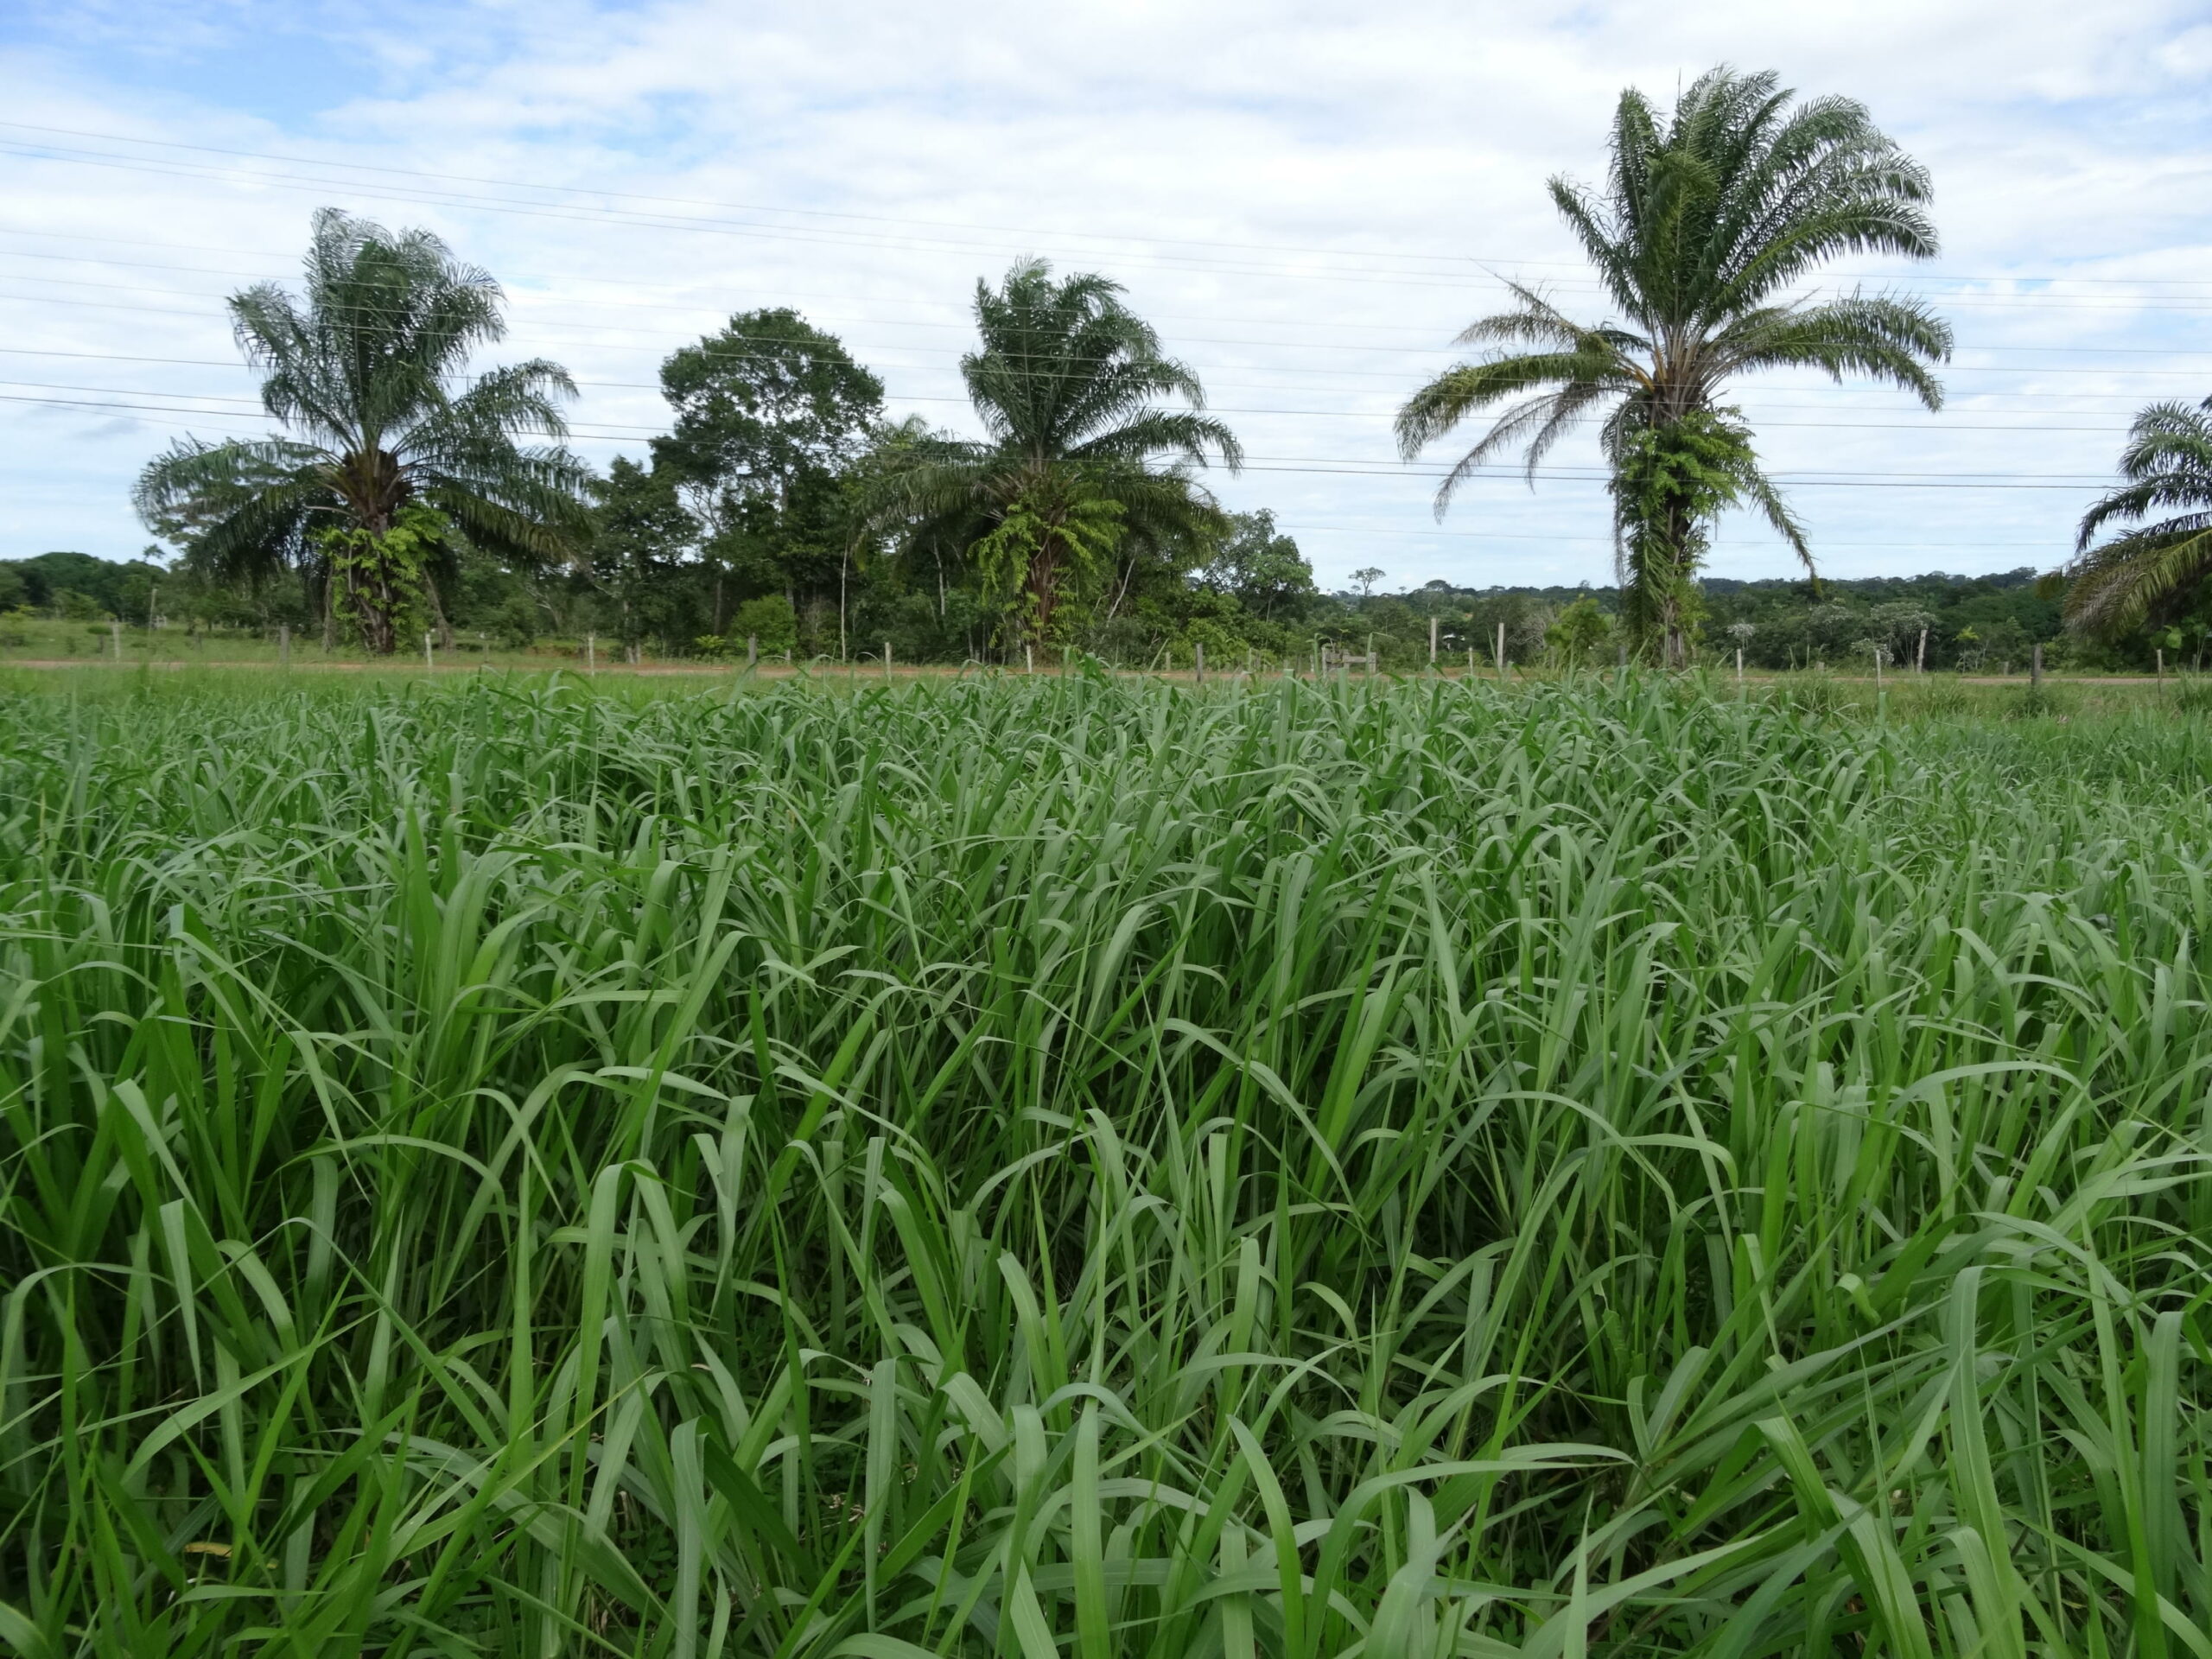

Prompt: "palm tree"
[1395,67,1951,664]
[875,258,1241,646]
[134,208,590,653]
[2063,397,2212,639]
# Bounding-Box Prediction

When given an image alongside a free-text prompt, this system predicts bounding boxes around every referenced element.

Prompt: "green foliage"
[654,308,883,612]
[53,588,106,621]
[488,594,539,650]
[316,502,448,652]
[131,208,590,652]
[1194,510,1315,622]
[870,259,1240,648]
[2012,678,2083,720]
[732,592,799,655]
[4,675,2212,1655]
[588,456,701,648]
[1543,592,1613,663]
[2067,394,2212,638]
[0,552,163,620]
[1611,409,1759,652]
[1397,67,1949,656]
[970,486,1126,640]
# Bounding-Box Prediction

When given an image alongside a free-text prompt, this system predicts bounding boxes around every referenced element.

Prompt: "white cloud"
[1,0,2208,585]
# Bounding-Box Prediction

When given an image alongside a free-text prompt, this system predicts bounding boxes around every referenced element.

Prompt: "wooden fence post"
[2031,643,2043,689]
[1429,615,1438,666]
[279,624,290,668]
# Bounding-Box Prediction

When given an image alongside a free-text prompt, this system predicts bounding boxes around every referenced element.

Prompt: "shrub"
[732,593,798,656]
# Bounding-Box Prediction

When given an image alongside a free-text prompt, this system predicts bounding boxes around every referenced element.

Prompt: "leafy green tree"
[1395,67,1950,664]
[588,458,696,657]
[132,209,590,653]
[2064,396,2212,638]
[1546,594,1614,664]
[652,308,884,632]
[732,594,799,658]
[1979,616,2031,673]
[874,259,1241,647]
[1196,510,1316,621]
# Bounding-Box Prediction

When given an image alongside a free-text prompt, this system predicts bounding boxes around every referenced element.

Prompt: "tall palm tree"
[1395,67,1952,664]
[2063,397,2212,639]
[134,209,590,653]
[876,258,1241,646]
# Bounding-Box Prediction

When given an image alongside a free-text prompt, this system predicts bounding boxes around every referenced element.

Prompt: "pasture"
[2,671,2208,1656]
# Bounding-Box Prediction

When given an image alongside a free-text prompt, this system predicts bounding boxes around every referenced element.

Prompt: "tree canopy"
[1395,67,1951,663]
[132,208,590,652]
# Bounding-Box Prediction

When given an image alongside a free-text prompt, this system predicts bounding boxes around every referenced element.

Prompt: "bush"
[490,596,538,651]
[732,594,798,657]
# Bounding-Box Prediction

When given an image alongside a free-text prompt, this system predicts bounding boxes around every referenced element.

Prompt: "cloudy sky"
[3,0,2210,588]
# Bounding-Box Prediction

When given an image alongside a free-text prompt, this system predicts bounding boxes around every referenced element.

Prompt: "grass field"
[3,671,2209,1657]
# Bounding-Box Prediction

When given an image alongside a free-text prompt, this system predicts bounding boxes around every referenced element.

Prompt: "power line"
[7,119,2212,294]
[0,342,2169,411]
[15,134,2212,319]
[0,372,2136,437]
[0,386,2133,490]
[8,283,2212,403]
[10,244,2212,361]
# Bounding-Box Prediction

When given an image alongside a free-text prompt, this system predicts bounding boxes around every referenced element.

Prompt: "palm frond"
[1395,349,1637,462]
[1710,294,1951,408]
[1735,459,1813,571]
[1406,62,1944,590]
[134,436,337,584]
[2075,398,2212,549]
[139,210,590,622]
[2064,521,2212,637]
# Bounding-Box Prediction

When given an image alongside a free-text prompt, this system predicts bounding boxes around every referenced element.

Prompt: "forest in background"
[23,67,2212,678]
[0,541,2151,675]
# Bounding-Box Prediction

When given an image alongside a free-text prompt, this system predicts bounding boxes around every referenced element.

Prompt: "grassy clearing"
[2,672,2209,1656]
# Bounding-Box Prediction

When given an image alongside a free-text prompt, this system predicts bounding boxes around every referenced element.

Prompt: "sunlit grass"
[2,671,2208,1656]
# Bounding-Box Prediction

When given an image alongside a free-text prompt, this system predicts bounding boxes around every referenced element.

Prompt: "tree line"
[18,67,2203,665]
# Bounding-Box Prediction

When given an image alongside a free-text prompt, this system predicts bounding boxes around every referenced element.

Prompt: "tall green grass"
[2,672,2209,1657]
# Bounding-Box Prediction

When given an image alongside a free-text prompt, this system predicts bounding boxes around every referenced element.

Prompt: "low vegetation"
[3,671,2208,1655]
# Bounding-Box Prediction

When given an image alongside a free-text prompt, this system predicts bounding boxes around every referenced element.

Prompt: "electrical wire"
[13,132,2212,317]
[7,120,2212,295]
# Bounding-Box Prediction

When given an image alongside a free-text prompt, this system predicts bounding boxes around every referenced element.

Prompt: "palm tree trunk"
[1103,556,1135,626]
[423,572,454,650]
[1030,538,1063,645]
